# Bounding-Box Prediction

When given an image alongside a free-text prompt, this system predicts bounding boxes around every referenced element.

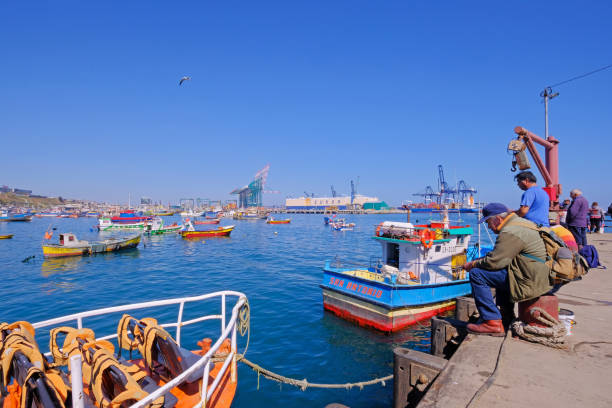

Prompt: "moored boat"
[181,221,235,238]
[266,217,291,224]
[43,232,141,258]
[0,234,13,239]
[194,219,221,225]
[0,211,33,222]
[321,220,491,332]
[144,217,182,235]
[4,291,247,408]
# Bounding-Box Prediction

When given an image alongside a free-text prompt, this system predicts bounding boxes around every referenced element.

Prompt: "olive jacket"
[473,214,552,303]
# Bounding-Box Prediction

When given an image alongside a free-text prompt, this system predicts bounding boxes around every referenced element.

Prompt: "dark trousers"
[590,218,602,233]
[469,268,512,321]
[568,226,588,246]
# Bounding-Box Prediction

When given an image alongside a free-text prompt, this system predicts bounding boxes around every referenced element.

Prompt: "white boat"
[4,291,248,408]
[180,209,204,217]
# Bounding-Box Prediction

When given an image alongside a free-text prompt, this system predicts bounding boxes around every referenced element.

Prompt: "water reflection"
[41,249,141,276]
[41,256,85,276]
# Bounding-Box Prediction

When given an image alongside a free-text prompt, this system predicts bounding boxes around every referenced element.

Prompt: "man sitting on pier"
[463,203,553,336]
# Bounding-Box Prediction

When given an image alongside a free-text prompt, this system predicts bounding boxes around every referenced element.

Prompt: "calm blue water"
[0,213,485,407]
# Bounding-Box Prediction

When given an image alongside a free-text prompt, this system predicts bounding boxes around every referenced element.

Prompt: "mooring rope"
[511,307,567,349]
[236,355,392,391]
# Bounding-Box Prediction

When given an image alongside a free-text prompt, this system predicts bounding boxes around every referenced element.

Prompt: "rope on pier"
[511,307,567,349]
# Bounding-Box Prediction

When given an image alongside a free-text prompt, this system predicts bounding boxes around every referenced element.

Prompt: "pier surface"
[419,233,612,408]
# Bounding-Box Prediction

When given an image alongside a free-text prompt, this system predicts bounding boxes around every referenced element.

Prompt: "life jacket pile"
[0,321,70,408]
[49,326,165,408]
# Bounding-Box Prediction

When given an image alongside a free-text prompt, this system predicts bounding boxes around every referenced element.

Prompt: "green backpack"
[523,225,589,283]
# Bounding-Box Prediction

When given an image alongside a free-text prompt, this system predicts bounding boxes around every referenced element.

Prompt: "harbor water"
[0,213,487,407]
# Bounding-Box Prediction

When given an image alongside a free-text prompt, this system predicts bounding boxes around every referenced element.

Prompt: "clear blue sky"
[2,1,611,207]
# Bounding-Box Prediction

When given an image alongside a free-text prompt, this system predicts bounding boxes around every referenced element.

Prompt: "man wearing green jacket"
[463,203,553,336]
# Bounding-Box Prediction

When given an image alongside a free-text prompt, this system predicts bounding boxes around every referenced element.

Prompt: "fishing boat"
[154,210,175,216]
[194,219,221,225]
[3,291,247,408]
[233,211,267,220]
[329,218,355,231]
[321,219,491,332]
[144,217,182,235]
[266,217,291,224]
[180,209,204,217]
[97,210,153,231]
[42,233,141,258]
[0,234,13,239]
[181,221,235,239]
[0,211,33,222]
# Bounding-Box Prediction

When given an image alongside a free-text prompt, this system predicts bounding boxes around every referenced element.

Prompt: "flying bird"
[179,76,191,86]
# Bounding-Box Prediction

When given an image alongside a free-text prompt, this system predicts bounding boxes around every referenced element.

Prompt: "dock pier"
[394,233,612,408]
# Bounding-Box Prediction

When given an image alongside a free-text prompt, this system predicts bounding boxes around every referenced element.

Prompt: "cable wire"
[548,63,612,88]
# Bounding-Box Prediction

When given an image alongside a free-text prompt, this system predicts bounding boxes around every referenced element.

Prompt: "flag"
[44,231,53,240]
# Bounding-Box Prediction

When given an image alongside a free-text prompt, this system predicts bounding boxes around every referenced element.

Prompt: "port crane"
[330,185,337,197]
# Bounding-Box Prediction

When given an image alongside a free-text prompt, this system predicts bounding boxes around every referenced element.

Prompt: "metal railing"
[33,290,247,408]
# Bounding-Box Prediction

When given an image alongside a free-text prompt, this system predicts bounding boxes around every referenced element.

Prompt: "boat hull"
[267,220,290,224]
[321,266,471,332]
[181,227,234,238]
[0,234,13,239]
[43,245,89,258]
[43,235,141,258]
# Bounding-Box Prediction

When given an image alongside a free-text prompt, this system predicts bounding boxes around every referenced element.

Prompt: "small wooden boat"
[0,234,13,239]
[43,233,141,258]
[144,218,182,235]
[154,210,175,216]
[8,291,246,408]
[194,219,221,225]
[0,211,32,222]
[267,218,291,224]
[181,225,235,239]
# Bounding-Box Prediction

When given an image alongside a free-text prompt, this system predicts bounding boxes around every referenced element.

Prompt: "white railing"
[33,291,248,408]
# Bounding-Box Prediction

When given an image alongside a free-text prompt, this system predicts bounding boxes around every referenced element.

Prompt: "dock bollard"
[393,347,447,408]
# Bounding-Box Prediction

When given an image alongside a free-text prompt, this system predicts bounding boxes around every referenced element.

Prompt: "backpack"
[522,224,589,283]
[579,245,602,269]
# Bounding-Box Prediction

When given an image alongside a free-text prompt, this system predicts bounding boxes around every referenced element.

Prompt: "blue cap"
[479,203,509,223]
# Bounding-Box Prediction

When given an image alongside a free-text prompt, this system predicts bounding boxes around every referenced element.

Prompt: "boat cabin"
[374,221,472,285]
[59,233,89,248]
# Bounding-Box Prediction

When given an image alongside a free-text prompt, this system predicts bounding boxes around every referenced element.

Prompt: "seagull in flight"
[179,76,191,86]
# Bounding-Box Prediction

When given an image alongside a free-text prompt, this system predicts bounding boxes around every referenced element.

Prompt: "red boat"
[111,210,152,224]
[194,219,221,225]
[181,225,235,238]
[267,218,291,224]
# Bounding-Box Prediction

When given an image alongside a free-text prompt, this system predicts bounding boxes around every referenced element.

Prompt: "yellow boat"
[43,233,141,258]
[0,234,13,239]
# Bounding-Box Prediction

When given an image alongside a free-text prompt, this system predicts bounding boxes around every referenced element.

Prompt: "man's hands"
[463,261,475,271]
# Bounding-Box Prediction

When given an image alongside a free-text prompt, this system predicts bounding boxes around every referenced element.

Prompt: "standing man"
[589,202,605,233]
[514,171,550,227]
[463,203,552,335]
[566,189,589,249]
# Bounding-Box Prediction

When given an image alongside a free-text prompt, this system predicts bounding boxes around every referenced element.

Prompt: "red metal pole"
[513,126,561,207]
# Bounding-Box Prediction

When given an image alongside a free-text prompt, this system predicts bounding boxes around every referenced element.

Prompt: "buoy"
[274,231,278,235]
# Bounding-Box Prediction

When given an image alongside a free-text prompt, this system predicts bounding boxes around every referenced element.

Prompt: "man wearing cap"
[515,171,550,227]
[462,203,553,335]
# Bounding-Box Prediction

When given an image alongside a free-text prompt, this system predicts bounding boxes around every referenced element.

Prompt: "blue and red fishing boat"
[321,219,491,332]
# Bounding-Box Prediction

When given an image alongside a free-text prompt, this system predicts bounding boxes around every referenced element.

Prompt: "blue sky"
[2,1,611,208]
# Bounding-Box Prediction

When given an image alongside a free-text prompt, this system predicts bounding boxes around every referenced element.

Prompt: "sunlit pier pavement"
[397,232,612,408]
